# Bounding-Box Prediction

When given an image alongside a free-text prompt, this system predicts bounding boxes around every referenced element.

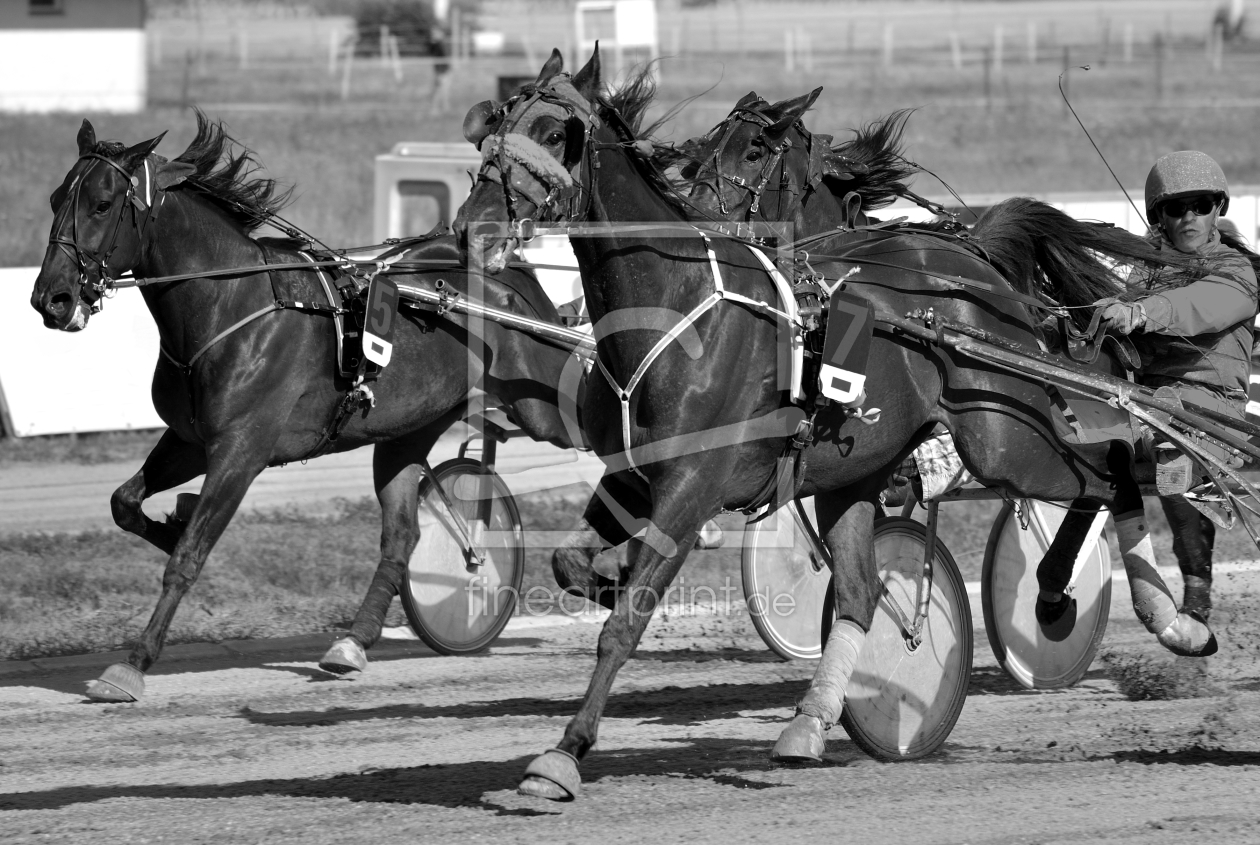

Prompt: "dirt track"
[4,570,1260,845]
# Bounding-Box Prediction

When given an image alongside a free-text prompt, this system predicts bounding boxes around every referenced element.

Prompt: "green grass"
[8,46,1260,266]
[0,429,164,466]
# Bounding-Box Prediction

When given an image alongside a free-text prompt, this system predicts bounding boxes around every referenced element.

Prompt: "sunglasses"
[1160,195,1219,218]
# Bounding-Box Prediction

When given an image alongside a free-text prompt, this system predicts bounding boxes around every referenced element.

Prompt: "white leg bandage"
[798,619,866,728]
[1114,511,1177,634]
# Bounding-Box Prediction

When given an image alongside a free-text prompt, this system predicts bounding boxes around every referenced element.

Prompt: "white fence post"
[950,31,962,70]
[1027,21,1036,63]
[882,23,894,68]
[994,24,1003,73]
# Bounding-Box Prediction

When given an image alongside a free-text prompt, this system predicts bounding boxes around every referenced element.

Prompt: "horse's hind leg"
[1107,447,1217,657]
[551,474,647,611]
[87,440,274,703]
[1034,498,1101,636]
[320,429,443,675]
[111,429,208,555]
[773,488,881,763]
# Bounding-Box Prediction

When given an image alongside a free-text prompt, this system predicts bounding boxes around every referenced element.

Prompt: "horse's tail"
[969,197,1194,329]
[831,109,918,211]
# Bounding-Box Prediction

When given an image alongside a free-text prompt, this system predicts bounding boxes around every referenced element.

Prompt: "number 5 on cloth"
[363,277,400,367]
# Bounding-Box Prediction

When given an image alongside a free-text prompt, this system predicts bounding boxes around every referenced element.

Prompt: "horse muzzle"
[34,288,90,331]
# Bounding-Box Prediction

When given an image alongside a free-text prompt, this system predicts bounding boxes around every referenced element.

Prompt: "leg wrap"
[797,619,866,729]
[348,558,409,648]
[1114,511,1177,634]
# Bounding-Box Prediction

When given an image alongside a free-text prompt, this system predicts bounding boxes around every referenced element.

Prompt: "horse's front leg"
[520,478,715,800]
[320,429,444,675]
[86,435,277,703]
[110,429,209,555]
[773,489,881,763]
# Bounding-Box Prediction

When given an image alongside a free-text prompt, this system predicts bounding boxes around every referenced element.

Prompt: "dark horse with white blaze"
[679,88,1134,636]
[453,47,1214,801]
[30,115,580,701]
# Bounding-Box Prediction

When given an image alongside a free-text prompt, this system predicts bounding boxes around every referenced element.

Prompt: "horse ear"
[765,87,820,143]
[463,100,500,149]
[154,158,197,190]
[120,131,167,174]
[734,91,761,110]
[77,120,96,156]
[535,48,565,86]
[572,44,601,102]
[770,86,823,121]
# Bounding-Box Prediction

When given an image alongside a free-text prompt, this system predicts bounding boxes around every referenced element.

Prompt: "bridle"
[469,77,604,240]
[696,102,798,220]
[48,152,160,312]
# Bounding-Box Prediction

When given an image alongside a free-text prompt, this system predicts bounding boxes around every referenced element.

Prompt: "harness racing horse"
[453,48,1216,800]
[30,115,581,701]
[680,89,1142,640]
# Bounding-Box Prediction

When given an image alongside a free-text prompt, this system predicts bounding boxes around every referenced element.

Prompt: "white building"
[0,0,146,112]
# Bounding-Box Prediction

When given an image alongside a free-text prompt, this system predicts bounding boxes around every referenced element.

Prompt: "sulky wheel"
[981,501,1111,690]
[400,458,525,655]
[823,516,973,761]
[741,498,831,660]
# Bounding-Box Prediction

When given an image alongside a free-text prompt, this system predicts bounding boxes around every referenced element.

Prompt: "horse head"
[684,88,837,231]
[32,119,193,331]
[454,47,603,273]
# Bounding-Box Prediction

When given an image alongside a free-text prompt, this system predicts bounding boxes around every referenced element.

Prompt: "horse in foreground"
[453,47,1211,800]
[30,115,580,701]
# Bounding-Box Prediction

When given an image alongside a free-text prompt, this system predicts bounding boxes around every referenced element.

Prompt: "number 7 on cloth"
[363,277,400,367]
[818,291,873,406]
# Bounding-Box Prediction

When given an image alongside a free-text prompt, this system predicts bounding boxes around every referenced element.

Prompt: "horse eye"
[94,200,112,213]
[745,150,764,163]
[545,131,565,146]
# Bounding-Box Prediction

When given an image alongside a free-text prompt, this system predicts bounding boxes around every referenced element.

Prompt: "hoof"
[319,638,367,675]
[1035,594,1077,643]
[771,713,826,764]
[694,520,725,550]
[174,493,201,522]
[519,749,580,801]
[85,663,145,702]
[1182,576,1212,621]
[1157,611,1219,658]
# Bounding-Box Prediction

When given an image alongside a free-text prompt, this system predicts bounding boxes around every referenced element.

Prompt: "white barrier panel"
[0,268,163,437]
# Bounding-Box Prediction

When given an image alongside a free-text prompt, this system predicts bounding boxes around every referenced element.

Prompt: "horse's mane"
[592,66,701,219]
[830,109,919,211]
[172,109,293,231]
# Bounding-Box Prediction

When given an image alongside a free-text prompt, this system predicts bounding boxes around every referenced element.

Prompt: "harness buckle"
[514,217,537,243]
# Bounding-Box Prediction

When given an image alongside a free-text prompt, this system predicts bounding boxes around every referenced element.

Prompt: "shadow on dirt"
[0,738,792,814]
[239,680,804,728]
[966,666,1111,696]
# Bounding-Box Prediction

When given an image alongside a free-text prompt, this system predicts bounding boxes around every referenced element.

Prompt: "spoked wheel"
[400,458,525,655]
[981,501,1111,689]
[741,498,831,660]
[822,515,973,761]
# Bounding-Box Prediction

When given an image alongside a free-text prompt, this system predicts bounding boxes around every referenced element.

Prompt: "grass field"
[6,27,1260,660]
[6,38,1260,265]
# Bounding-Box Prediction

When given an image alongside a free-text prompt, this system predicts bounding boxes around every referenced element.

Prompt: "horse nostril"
[48,292,71,317]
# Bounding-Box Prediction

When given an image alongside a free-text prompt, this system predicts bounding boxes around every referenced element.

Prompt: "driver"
[1094,150,1260,620]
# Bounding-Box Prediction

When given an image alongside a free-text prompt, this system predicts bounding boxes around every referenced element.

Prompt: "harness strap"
[161,302,283,373]
[596,231,806,481]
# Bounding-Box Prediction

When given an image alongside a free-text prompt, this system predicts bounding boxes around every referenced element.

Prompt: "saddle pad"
[819,290,873,405]
[1049,385,1135,446]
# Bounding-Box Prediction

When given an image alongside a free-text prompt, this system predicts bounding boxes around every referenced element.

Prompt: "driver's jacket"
[1127,228,1259,401]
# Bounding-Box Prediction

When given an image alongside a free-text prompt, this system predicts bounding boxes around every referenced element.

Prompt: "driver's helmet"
[1145,150,1230,224]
